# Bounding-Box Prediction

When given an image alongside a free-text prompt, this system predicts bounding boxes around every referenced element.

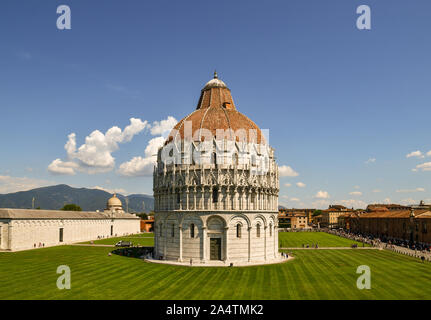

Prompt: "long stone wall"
[0,218,140,251]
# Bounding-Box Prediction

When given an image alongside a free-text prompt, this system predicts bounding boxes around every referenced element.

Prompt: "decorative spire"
[214,70,218,79]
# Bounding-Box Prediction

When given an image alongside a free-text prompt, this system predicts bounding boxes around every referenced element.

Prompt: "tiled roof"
[166,74,264,144]
[0,208,139,220]
[360,209,430,219]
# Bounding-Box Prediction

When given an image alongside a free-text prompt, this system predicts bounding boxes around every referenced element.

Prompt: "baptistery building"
[153,72,280,265]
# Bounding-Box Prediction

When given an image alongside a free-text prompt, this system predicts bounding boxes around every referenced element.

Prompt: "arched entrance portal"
[206,216,225,261]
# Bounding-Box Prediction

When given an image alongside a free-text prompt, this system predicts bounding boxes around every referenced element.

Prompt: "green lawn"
[80,234,154,246]
[1,245,430,299]
[279,232,368,248]
[81,232,363,248]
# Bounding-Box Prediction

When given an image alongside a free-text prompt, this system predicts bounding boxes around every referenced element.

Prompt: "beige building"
[321,205,354,229]
[153,73,280,265]
[0,194,140,251]
[291,213,309,229]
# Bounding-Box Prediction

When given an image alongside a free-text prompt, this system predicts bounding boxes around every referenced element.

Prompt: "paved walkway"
[145,256,293,267]
[71,243,114,247]
[280,247,379,250]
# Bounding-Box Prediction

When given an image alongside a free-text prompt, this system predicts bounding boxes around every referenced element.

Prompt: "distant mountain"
[0,184,154,213]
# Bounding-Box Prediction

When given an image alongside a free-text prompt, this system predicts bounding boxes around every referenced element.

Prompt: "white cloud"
[284,183,292,187]
[150,116,177,137]
[354,185,360,189]
[415,162,431,172]
[382,198,391,204]
[349,191,362,196]
[279,165,299,177]
[92,186,127,195]
[406,150,424,159]
[400,198,418,205]
[338,199,367,209]
[365,158,376,164]
[427,150,431,157]
[290,197,300,202]
[118,116,178,177]
[47,159,79,175]
[48,118,148,175]
[314,190,330,199]
[396,187,425,193]
[0,175,54,194]
[312,199,330,209]
[118,137,166,177]
[372,189,381,193]
[296,182,306,188]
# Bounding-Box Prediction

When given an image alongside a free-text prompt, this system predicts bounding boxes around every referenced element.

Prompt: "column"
[224,226,229,261]
[8,224,13,251]
[264,225,267,260]
[163,224,167,258]
[179,225,183,262]
[248,226,252,262]
[202,226,207,261]
[193,187,197,210]
[172,189,176,210]
[185,188,189,210]
[209,187,213,210]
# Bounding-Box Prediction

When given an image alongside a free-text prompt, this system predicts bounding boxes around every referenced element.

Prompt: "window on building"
[269,223,272,237]
[160,224,163,237]
[232,153,239,165]
[59,228,64,242]
[190,223,195,238]
[171,224,175,237]
[251,154,257,166]
[110,225,113,236]
[212,152,217,165]
[423,223,428,234]
[256,223,261,237]
[212,188,218,203]
[177,192,180,204]
[236,224,242,238]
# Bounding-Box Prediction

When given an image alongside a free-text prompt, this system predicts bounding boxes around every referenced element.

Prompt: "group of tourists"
[301,243,319,248]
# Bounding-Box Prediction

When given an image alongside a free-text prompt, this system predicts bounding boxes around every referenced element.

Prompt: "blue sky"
[0,0,430,208]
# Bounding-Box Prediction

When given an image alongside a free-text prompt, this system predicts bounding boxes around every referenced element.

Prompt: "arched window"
[212,188,218,203]
[211,152,217,165]
[159,223,163,237]
[190,223,195,238]
[236,224,242,238]
[269,223,272,237]
[251,154,257,166]
[177,192,180,204]
[171,224,175,237]
[232,153,239,165]
[256,223,261,238]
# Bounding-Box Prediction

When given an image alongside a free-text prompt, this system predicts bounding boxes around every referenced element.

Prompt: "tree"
[61,204,82,211]
[313,209,323,216]
[136,213,148,219]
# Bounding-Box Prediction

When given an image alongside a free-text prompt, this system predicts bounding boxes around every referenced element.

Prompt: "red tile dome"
[166,72,265,144]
